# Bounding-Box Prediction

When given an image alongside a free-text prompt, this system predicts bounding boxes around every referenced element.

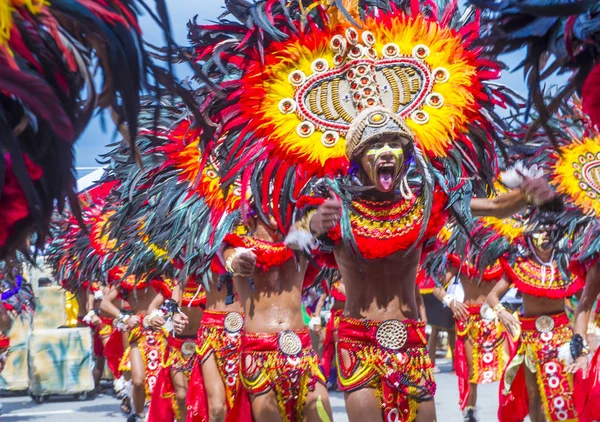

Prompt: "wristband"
[82,310,96,324]
[493,303,506,314]
[308,316,321,329]
[114,312,131,329]
[442,294,455,307]
[225,247,253,276]
[570,334,590,359]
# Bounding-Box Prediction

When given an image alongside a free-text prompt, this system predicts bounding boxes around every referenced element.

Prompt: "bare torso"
[205,273,243,313]
[235,257,307,333]
[232,221,307,333]
[459,274,497,307]
[521,294,565,317]
[335,245,422,321]
[123,288,157,315]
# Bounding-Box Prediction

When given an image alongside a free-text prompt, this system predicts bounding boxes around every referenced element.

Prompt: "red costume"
[240,329,325,422]
[336,317,435,422]
[186,309,246,422]
[320,280,346,379]
[499,256,583,422]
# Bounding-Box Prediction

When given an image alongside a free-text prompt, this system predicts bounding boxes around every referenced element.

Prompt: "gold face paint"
[531,231,551,250]
[361,142,405,191]
[365,144,404,161]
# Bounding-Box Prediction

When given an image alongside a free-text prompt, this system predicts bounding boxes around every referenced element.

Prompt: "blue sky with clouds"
[74,0,547,176]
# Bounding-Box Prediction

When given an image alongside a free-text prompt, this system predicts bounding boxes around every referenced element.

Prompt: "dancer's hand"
[127,315,141,329]
[311,196,342,235]
[520,174,554,206]
[232,250,257,277]
[150,315,165,331]
[90,313,101,326]
[449,301,469,321]
[497,309,520,338]
[567,356,589,378]
[173,313,189,335]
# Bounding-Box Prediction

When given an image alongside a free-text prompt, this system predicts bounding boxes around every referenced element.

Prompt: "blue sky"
[74,0,542,176]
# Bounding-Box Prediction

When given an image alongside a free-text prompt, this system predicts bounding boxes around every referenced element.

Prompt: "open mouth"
[376,163,396,191]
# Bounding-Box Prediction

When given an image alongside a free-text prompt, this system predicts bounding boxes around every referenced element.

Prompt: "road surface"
[1,359,511,421]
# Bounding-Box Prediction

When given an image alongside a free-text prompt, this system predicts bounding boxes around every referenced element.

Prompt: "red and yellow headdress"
[190,0,507,233]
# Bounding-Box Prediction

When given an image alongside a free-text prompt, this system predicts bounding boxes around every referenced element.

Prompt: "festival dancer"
[100,274,172,422]
[0,269,35,373]
[223,213,333,422]
[70,281,107,391]
[182,2,557,421]
[567,260,600,422]
[485,200,583,422]
[147,278,199,422]
[430,223,514,421]
[186,271,245,422]
[549,125,600,421]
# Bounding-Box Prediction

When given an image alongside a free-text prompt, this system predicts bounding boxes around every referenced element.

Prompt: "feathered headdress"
[187,0,513,235]
[470,0,600,134]
[0,0,199,260]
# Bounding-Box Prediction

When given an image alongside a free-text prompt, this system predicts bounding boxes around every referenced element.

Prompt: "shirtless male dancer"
[223,214,333,422]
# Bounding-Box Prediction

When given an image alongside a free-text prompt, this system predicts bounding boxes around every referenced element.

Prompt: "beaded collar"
[502,255,583,299]
[328,187,448,260]
[223,233,294,272]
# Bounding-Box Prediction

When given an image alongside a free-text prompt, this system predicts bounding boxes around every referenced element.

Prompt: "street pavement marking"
[6,409,75,417]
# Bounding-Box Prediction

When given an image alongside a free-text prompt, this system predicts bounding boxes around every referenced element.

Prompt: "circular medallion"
[321,131,339,147]
[296,121,315,138]
[278,330,303,356]
[535,315,555,333]
[181,340,196,358]
[345,27,359,45]
[311,58,329,74]
[278,98,297,115]
[412,44,430,59]
[545,362,558,375]
[224,312,243,334]
[382,43,399,58]
[553,396,565,409]
[426,93,444,109]
[330,35,346,54]
[361,31,375,46]
[556,410,568,421]
[375,319,408,351]
[410,110,430,125]
[288,70,306,87]
[432,67,450,83]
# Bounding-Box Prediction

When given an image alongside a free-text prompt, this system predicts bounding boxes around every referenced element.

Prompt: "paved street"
[0,359,516,421]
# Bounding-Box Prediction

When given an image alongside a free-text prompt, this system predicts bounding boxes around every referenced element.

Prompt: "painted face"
[359,136,405,192]
[530,230,552,251]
